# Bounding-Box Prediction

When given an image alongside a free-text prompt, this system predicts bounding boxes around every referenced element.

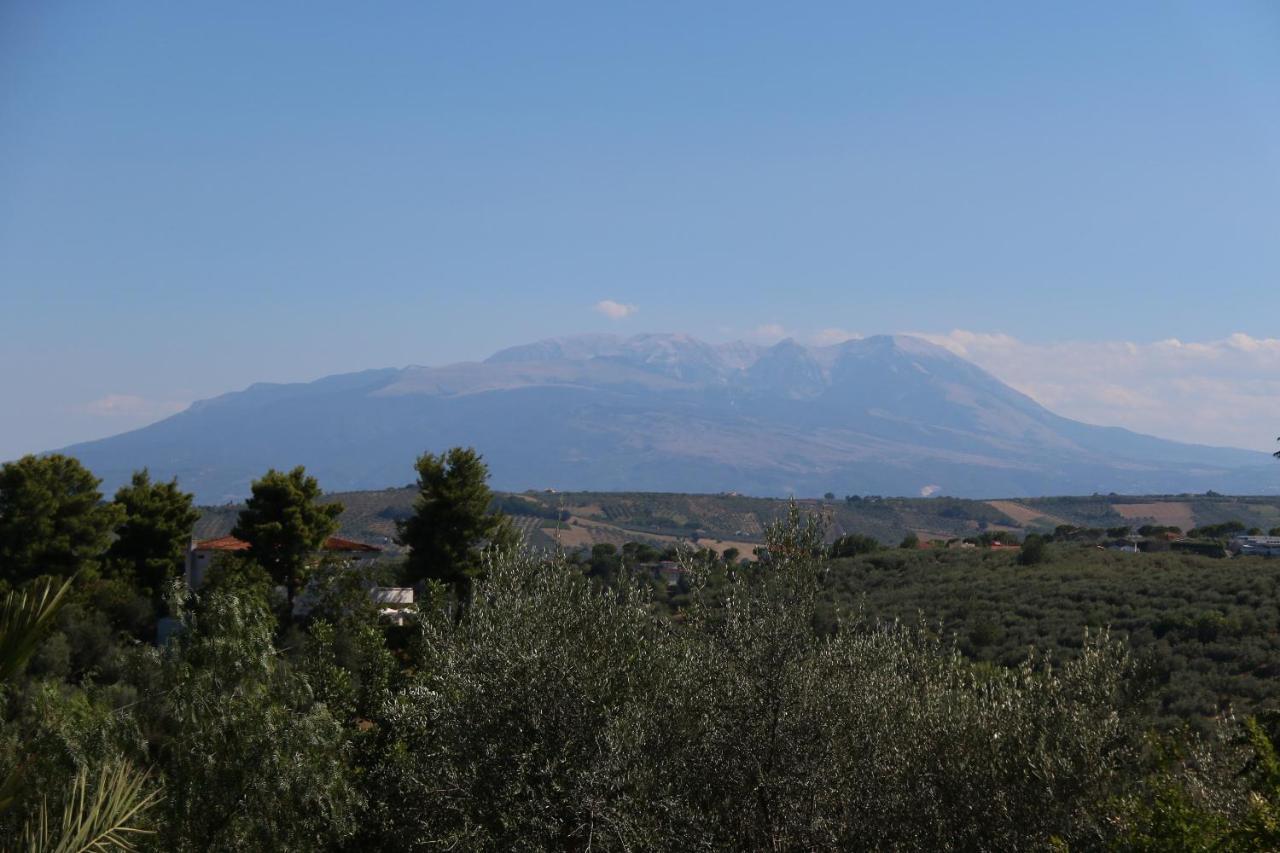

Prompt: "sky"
[2,1,1280,460]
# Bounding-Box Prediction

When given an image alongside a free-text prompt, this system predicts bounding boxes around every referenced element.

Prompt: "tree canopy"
[106,469,200,596]
[396,447,515,590]
[0,454,122,585]
[231,466,341,606]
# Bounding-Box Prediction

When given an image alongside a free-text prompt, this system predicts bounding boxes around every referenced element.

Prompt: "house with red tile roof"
[185,534,382,589]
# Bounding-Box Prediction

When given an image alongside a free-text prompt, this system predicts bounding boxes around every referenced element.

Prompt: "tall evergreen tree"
[231,467,341,609]
[0,454,122,584]
[396,447,515,591]
[107,469,201,596]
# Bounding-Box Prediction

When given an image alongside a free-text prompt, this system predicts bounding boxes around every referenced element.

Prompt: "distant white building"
[370,586,415,624]
[1229,535,1280,557]
[185,534,382,589]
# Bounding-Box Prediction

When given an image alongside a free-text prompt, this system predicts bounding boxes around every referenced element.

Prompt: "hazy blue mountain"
[58,334,1279,503]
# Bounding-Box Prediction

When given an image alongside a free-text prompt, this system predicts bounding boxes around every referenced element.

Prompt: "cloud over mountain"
[593,300,638,319]
[917,331,1280,453]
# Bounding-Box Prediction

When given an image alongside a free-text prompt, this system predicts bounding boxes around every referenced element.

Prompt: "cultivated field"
[196,489,1280,553]
[1114,501,1196,531]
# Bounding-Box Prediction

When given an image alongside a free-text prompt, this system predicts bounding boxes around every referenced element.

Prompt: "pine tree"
[396,447,515,592]
[231,466,341,609]
[107,469,201,596]
[0,454,122,584]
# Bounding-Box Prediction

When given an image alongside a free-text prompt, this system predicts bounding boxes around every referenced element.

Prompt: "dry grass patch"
[1113,502,1195,531]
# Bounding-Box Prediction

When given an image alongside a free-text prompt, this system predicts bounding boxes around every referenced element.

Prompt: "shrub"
[829,533,880,558]
[1019,534,1050,566]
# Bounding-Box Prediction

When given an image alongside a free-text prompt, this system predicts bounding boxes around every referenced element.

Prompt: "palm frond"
[0,575,78,814]
[23,760,161,853]
[0,574,75,684]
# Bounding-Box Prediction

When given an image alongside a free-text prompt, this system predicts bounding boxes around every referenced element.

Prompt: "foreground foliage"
[0,576,159,852]
[4,502,1280,848]
[360,512,1143,850]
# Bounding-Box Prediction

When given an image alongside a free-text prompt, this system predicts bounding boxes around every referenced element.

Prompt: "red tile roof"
[193,535,381,553]
[193,536,251,552]
[323,536,382,553]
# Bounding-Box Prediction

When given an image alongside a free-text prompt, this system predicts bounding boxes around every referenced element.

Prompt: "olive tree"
[365,505,1146,850]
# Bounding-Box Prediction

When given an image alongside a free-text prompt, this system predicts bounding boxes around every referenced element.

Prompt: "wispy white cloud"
[593,299,638,320]
[748,323,789,344]
[912,330,1280,452]
[81,394,188,420]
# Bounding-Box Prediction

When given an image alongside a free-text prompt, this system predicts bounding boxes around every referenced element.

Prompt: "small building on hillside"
[370,586,415,625]
[1229,535,1280,557]
[185,534,382,589]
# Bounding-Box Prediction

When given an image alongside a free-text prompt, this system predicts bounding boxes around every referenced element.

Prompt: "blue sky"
[3,1,1280,459]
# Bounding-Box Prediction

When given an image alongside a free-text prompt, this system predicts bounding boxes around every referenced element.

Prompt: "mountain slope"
[59,334,1278,502]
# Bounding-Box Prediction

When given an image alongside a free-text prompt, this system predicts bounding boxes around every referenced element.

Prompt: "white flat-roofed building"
[370,586,415,625]
[1229,535,1280,557]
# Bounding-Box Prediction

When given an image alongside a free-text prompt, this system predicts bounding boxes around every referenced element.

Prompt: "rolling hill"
[190,488,1280,558]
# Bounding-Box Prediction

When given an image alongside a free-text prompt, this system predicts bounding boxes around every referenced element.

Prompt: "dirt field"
[696,538,761,559]
[540,517,760,560]
[987,500,1069,528]
[1113,502,1195,531]
[913,530,957,543]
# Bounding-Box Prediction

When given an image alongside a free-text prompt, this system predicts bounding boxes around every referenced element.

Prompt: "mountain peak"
[484,334,624,364]
[56,331,1277,502]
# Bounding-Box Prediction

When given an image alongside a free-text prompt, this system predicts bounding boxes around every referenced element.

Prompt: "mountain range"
[60,333,1279,503]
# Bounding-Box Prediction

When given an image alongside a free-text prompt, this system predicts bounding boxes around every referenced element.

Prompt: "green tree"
[1018,533,1050,566]
[829,533,880,558]
[0,455,121,585]
[106,470,199,597]
[396,448,516,592]
[231,467,341,610]
[197,553,274,605]
[144,588,361,851]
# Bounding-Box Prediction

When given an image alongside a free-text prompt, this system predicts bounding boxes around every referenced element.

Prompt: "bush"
[1019,534,1049,565]
[829,533,880,558]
